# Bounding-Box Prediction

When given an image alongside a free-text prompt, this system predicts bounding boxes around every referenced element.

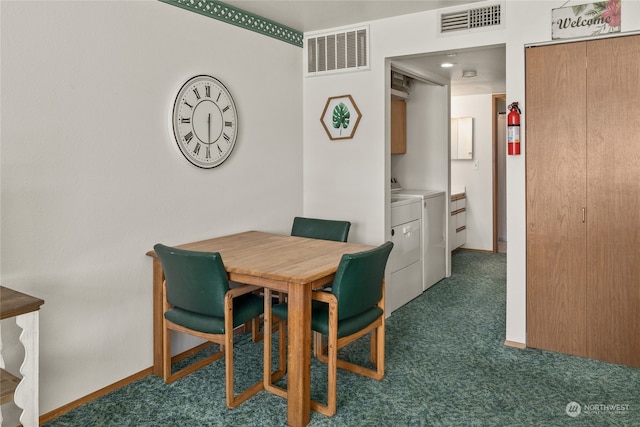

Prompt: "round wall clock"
[172,75,238,168]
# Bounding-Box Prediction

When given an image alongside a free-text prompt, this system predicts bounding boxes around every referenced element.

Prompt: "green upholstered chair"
[260,216,352,366]
[154,244,265,409]
[264,241,394,416]
[254,216,353,342]
[290,216,351,295]
[290,216,351,242]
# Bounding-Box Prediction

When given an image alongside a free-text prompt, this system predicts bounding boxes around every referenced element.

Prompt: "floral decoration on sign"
[571,0,620,33]
[552,0,621,39]
[320,95,362,140]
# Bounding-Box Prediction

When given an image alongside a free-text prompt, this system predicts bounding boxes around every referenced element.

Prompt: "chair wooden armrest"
[226,284,261,298]
[312,290,337,304]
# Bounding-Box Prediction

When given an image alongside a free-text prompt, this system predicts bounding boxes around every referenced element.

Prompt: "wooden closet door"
[586,35,640,368]
[525,42,588,357]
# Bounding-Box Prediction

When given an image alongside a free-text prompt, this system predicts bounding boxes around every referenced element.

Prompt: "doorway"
[388,45,506,253]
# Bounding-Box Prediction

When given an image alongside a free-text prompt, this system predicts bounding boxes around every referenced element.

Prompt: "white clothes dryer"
[391,188,447,291]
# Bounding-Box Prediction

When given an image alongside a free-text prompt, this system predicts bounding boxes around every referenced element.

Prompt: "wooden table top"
[0,286,45,320]
[147,231,374,286]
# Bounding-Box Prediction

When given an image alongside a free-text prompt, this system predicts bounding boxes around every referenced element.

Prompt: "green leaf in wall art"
[321,94,362,141]
[332,102,351,134]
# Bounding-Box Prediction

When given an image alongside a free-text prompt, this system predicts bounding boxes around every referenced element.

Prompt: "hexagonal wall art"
[320,94,362,140]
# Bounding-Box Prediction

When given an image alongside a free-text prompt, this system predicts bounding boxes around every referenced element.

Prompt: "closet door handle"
[582,207,586,223]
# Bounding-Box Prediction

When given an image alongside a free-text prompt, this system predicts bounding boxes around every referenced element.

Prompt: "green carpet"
[44,251,639,426]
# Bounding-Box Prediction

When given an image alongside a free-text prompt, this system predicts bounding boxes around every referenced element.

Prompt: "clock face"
[172,75,238,168]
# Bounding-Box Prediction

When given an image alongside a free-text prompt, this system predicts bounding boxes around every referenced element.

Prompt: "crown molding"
[159,0,303,47]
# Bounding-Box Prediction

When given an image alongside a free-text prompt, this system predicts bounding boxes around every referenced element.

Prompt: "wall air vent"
[306,26,369,76]
[440,3,503,35]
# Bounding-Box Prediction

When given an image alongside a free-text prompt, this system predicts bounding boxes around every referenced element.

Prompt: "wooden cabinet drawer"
[450,193,466,250]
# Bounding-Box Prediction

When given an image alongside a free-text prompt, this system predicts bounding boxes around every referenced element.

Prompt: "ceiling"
[391,45,506,96]
[223,0,505,96]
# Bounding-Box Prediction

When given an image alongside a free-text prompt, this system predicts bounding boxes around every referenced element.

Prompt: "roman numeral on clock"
[193,143,201,155]
[192,88,201,100]
[225,121,233,127]
[180,117,191,124]
[184,131,193,144]
[205,85,211,98]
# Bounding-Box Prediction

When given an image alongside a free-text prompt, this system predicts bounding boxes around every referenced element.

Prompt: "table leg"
[286,284,312,427]
[152,258,165,377]
[14,311,38,427]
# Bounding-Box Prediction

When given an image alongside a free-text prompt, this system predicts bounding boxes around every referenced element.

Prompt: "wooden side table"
[0,286,44,427]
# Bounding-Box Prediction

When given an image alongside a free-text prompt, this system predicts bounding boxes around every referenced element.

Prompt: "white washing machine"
[388,197,422,314]
[392,187,447,291]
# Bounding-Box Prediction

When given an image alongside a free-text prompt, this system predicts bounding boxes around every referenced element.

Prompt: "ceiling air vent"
[306,26,369,76]
[440,3,503,34]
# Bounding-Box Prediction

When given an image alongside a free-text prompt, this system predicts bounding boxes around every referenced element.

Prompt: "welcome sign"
[552,0,621,40]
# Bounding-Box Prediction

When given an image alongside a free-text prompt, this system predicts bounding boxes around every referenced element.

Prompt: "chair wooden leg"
[277,314,286,379]
[310,318,385,416]
[162,281,172,382]
[225,329,264,408]
[225,301,264,408]
[251,316,260,342]
[376,319,385,378]
[332,319,384,380]
[264,288,287,398]
[314,331,328,362]
[163,321,225,383]
[370,330,377,365]
[163,317,171,382]
[310,299,338,417]
[327,311,338,416]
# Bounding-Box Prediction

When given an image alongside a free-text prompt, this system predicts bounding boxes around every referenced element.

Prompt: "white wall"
[0,0,302,420]
[303,0,640,348]
[302,67,388,244]
[391,81,450,195]
[451,94,494,251]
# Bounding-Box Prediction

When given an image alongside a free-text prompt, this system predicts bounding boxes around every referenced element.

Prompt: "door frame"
[492,93,506,253]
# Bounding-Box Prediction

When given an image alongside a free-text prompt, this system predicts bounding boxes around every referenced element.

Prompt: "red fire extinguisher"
[507,102,521,155]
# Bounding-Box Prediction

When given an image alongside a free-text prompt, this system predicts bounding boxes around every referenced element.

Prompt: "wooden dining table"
[146,231,373,427]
